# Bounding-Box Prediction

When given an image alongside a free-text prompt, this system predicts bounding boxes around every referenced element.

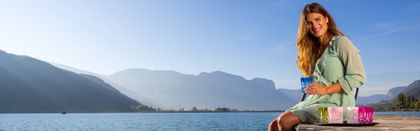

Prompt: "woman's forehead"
[306,13,324,21]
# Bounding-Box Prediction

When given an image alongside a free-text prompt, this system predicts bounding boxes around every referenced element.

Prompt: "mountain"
[401,80,420,99]
[386,80,420,102]
[387,86,408,98]
[52,63,155,107]
[281,89,301,103]
[0,50,140,113]
[358,80,420,105]
[108,69,295,110]
[358,86,408,105]
[358,94,389,105]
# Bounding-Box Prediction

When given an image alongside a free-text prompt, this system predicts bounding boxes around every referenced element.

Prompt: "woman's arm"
[335,36,366,94]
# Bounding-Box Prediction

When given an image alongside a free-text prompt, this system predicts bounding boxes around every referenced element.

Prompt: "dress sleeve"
[335,36,366,94]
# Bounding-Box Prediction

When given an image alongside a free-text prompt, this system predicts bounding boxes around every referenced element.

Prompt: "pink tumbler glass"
[358,106,374,124]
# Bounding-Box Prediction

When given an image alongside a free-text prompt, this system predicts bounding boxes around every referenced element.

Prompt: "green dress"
[287,35,366,123]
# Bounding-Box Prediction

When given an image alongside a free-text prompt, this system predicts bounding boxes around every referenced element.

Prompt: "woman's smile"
[306,12,329,38]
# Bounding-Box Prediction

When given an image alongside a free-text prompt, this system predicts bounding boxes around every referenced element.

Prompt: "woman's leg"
[268,119,279,131]
[277,112,300,131]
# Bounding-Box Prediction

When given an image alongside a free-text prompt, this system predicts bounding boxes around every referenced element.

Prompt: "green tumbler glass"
[319,107,329,123]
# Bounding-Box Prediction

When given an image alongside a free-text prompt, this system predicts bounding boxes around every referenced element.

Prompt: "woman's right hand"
[305,83,328,95]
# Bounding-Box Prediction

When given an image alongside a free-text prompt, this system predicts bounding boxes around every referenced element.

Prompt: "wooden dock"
[298,115,420,130]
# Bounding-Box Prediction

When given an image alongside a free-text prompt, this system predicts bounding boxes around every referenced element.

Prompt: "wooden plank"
[297,115,420,130]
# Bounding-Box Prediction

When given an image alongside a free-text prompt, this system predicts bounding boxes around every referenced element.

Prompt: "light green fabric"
[287,35,366,123]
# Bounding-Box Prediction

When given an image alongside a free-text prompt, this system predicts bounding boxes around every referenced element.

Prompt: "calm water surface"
[0,112,419,131]
[0,112,278,131]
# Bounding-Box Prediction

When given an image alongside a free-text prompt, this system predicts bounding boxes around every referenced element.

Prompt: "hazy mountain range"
[54,65,302,110]
[0,50,140,113]
[107,69,298,110]
[358,81,420,105]
[1,49,418,112]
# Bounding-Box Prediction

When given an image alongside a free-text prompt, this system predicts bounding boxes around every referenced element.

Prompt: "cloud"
[355,30,397,41]
[355,17,420,41]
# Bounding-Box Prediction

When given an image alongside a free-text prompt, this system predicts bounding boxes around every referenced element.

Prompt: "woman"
[268,2,366,131]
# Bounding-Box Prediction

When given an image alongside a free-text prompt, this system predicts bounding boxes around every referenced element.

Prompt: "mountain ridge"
[0,50,140,113]
[108,68,296,110]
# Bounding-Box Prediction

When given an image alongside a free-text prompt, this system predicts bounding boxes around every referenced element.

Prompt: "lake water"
[0,112,419,131]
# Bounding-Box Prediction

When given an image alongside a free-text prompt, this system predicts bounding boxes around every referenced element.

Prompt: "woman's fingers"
[305,84,319,94]
[305,86,314,94]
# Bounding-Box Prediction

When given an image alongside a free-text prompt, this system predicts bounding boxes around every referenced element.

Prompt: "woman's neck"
[318,33,331,46]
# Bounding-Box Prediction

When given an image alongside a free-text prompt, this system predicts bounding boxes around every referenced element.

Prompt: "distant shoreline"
[0,110,285,114]
[2,111,420,114]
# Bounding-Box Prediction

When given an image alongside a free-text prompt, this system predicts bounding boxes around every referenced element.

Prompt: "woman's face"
[306,12,329,38]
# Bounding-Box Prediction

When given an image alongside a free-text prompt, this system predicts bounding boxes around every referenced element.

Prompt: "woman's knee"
[268,120,278,131]
[277,112,300,129]
[269,119,277,126]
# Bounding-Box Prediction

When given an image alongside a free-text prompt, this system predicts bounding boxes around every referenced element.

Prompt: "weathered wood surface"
[298,115,420,131]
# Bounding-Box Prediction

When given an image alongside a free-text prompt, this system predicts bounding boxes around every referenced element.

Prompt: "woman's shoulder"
[331,35,352,45]
[330,35,359,54]
[330,35,355,47]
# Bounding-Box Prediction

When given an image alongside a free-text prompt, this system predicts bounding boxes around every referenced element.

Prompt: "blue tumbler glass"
[300,76,314,93]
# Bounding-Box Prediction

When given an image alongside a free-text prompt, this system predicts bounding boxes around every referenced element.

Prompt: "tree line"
[369,93,420,111]
[130,105,283,112]
[130,105,241,112]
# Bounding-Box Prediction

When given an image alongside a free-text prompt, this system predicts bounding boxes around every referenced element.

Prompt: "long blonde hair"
[296,2,343,76]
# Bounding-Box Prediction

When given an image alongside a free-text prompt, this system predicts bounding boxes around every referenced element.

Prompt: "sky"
[0,0,419,96]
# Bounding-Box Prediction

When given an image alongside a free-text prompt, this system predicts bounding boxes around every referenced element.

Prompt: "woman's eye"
[306,22,313,27]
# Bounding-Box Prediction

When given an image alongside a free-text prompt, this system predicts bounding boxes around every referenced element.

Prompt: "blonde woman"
[268,2,366,131]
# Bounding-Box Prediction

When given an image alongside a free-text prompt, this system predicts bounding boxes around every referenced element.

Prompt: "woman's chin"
[312,34,322,38]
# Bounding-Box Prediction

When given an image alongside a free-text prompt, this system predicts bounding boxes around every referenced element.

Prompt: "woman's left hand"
[305,83,328,95]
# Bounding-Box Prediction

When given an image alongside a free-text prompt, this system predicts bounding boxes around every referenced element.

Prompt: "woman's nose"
[312,23,320,28]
